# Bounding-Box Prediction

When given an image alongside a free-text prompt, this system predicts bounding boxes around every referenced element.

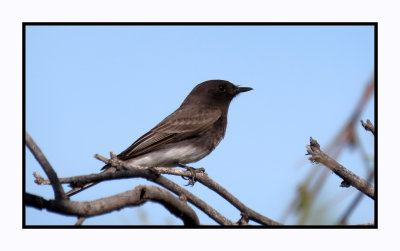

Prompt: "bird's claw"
[178,163,205,186]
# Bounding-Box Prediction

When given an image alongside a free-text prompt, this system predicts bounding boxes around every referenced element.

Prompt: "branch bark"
[306,137,375,200]
[34,153,281,225]
[360,119,375,136]
[26,185,200,226]
[25,131,67,200]
[27,132,280,225]
[194,172,281,225]
[34,167,235,225]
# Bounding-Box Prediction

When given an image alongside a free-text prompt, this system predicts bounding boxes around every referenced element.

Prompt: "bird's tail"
[65,165,114,197]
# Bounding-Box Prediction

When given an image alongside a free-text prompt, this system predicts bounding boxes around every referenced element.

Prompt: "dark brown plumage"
[67,80,252,197]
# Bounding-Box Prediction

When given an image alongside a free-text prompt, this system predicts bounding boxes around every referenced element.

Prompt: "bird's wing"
[116,107,221,160]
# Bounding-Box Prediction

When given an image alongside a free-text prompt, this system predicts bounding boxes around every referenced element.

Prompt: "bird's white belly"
[125,144,210,168]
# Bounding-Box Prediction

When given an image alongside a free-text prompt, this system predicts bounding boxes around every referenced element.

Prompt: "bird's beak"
[237,86,253,93]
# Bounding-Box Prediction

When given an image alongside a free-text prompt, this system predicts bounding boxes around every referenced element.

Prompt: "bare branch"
[306,137,375,200]
[103,154,280,225]
[194,172,281,225]
[29,140,280,225]
[25,131,67,200]
[26,185,200,226]
[237,212,249,225]
[360,119,375,136]
[34,165,235,225]
[75,217,86,225]
[282,77,375,224]
[35,153,281,225]
[338,171,374,224]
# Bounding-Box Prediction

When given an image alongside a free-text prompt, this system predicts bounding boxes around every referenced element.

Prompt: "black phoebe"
[66,80,252,196]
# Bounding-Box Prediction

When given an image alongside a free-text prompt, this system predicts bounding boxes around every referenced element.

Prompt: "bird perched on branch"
[66,79,252,197]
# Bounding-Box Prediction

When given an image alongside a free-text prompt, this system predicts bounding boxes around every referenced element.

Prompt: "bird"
[66,79,252,197]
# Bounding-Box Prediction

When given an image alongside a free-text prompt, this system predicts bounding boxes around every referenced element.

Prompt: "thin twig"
[360,119,375,136]
[195,173,281,225]
[153,175,232,225]
[25,131,67,200]
[75,217,86,225]
[306,137,375,200]
[338,170,374,224]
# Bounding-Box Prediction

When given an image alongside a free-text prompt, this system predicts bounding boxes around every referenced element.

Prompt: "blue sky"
[25,25,374,225]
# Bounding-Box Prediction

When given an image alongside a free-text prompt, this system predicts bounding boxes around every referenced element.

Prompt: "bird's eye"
[218,84,226,92]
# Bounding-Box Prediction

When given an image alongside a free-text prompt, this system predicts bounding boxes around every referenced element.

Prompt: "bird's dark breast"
[199,115,227,150]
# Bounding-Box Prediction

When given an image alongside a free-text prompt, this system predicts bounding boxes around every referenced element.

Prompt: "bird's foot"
[178,163,205,186]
